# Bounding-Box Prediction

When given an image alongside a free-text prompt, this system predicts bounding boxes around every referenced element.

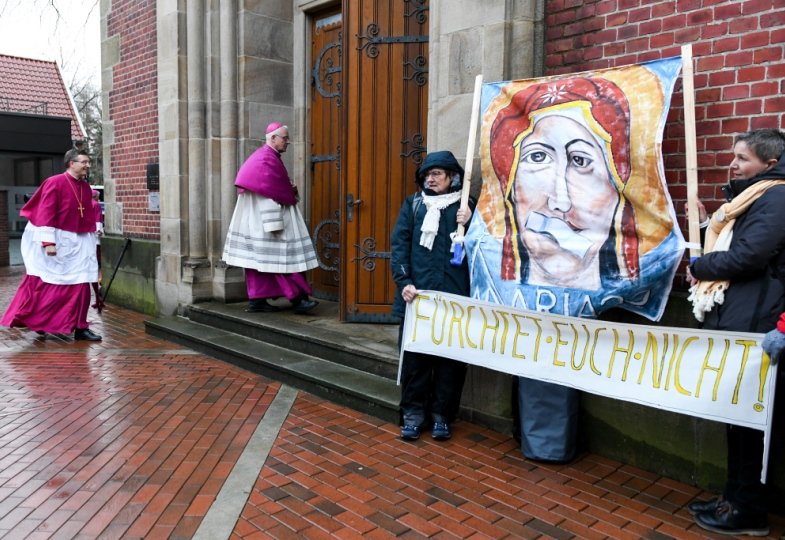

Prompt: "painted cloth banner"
[401,291,778,481]
[464,57,684,321]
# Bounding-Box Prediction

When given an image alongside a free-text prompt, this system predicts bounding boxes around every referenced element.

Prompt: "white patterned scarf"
[419,191,462,250]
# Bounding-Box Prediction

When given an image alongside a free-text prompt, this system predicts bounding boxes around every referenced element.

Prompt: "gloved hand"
[761,328,785,366]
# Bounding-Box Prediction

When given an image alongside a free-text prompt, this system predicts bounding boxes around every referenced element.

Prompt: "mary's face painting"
[512,115,619,289]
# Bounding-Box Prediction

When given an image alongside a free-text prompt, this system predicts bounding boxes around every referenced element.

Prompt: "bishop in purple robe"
[222,122,319,314]
[2,149,102,340]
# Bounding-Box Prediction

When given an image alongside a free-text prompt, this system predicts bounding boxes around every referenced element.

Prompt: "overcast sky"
[0,0,101,89]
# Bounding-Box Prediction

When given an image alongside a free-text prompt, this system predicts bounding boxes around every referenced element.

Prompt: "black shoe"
[694,500,769,536]
[74,328,102,341]
[245,299,280,313]
[687,497,720,516]
[292,298,319,314]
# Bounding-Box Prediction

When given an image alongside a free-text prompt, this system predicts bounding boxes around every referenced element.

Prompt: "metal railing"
[0,96,48,115]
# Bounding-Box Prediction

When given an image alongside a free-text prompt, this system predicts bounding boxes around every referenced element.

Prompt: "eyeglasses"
[74,160,91,165]
[274,135,290,141]
[424,169,447,178]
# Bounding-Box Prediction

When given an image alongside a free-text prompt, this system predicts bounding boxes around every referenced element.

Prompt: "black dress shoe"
[74,328,102,341]
[245,299,280,313]
[292,298,319,314]
[694,500,769,536]
[687,497,720,516]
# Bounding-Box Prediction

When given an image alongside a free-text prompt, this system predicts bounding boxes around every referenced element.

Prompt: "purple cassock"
[222,144,318,302]
[2,172,100,333]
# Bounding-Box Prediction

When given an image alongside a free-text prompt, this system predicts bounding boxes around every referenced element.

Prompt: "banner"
[401,291,777,480]
[464,57,684,321]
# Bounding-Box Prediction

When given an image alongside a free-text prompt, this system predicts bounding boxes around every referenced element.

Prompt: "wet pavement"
[0,265,783,539]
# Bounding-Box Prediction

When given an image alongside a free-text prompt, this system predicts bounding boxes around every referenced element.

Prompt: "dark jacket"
[390,192,476,319]
[690,156,785,332]
[390,150,475,319]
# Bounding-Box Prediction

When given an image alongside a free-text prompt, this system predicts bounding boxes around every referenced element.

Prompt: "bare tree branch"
[70,79,103,184]
[0,0,99,28]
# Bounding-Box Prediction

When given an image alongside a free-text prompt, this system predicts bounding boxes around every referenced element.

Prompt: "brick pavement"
[0,265,782,539]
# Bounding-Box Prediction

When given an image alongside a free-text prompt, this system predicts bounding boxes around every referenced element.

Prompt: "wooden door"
[309,7,343,301]
[341,0,429,322]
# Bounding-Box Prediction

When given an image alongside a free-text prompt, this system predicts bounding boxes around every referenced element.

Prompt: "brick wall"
[107,0,159,240]
[544,0,785,285]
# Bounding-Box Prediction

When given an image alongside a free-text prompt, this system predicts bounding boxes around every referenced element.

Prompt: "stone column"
[101,4,121,237]
[180,0,213,303]
[213,0,246,301]
[156,0,212,314]
[187,0,207,259]
[155,0,184,315]
[219,0,238,242]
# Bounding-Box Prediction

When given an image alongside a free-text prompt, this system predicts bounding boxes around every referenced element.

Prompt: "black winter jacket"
[690,158,785,333]
[390,193,476,319]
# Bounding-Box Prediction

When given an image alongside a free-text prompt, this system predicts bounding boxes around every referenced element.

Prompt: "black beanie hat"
[416,151,464,187]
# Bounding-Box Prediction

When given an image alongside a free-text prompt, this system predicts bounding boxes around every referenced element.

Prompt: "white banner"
[401,291,778,481]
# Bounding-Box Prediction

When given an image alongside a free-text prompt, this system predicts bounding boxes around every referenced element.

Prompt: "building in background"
[0,54,86,264]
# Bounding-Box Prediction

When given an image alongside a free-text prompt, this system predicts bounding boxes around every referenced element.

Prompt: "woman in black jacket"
[687,129,785,537]
[391,151,475,441]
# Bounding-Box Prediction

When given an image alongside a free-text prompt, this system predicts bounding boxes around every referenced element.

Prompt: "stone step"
[145,315,399,424]
[184,301,400,380]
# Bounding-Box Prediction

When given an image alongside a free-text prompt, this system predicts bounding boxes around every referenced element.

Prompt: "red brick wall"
[107,0,159,240]
[544,0,785,283]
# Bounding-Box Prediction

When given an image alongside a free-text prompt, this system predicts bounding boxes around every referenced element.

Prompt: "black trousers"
[723,364,783,516]
[724,424,766,515]
[398,325,467,427]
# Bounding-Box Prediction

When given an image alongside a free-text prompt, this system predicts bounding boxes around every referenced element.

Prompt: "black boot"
[694,500,769,536]
[245,299,280,313]
[687,497,721,515]
[292,296,319,314]
[74,328,102,341]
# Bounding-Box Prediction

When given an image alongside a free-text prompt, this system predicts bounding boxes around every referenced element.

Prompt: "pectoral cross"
[68,179,85,218]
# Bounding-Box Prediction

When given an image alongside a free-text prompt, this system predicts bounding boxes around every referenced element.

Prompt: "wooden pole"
[682,44,701,257]
[449,74,483,265]
[457,74,483,237]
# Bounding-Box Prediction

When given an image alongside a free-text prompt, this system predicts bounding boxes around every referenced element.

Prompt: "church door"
[309,7,343,301]
[308,1,429,322]
[340,0,429,322]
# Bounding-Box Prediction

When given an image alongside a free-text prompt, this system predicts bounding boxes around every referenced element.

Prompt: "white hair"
[265,125,289,143]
